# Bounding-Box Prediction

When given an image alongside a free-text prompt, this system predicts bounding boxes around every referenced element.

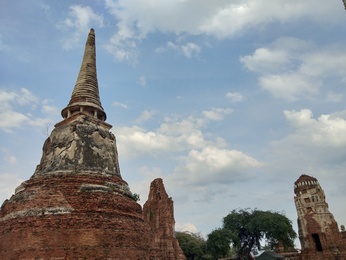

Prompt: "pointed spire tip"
[60,27,108,124]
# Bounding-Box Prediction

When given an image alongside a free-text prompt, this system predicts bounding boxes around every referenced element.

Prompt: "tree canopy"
[206,228,233,259]
[176,209,296,260]
[223,209,297,259]
[175,231,208,260]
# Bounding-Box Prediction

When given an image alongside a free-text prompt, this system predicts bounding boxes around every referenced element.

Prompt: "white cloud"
[156,41,201,59]
[226,92,244,103]
[135,110,156,123]
[0,111,29,132]
[241,38,346,101]
[310,114,346,147]
[116,125,178,159]
[106,0,340,38]
[181,42,201,58]
[0,88,38,108]
[171,146,262,187]
[116,108,231,159]
[269,109,346,172]
[157,41,202,59]
[60,5,104,49]
[0,88,37,132]
[104,0,341,62]
[202,107,232,121]
[0,88,56,132]
[283,109,346,147]
[175,222,199,233]
[259,74,320,101]
[1,149,17,165]
[284,109,314,128]
[240,47,290,74]
[104,30,139,64]
[17,88,39,106]
[41,99,59,116]
[137,75,146,87]
[112,101,128,109]
[115,106,242,189]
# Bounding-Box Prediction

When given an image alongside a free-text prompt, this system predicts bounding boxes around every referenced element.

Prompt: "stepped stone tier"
[0,29,184,259]
[294,174,346,260]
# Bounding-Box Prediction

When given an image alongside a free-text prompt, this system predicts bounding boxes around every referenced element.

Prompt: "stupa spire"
[61,28,106,122]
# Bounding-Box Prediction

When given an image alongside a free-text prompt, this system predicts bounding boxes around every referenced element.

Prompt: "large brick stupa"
[0,29,184,259]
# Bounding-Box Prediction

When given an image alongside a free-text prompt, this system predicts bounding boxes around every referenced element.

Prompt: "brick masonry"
[294,174,346,259]
[143,178,186,260]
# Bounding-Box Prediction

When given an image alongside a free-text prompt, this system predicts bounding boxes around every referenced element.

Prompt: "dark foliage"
[206,228,232,259]
[223,208,297,259]
[176,231,208,259]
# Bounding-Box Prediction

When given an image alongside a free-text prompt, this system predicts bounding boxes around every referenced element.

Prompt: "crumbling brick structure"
[294,174,346,259]
[0,29,184,259]
[143,178,186,259]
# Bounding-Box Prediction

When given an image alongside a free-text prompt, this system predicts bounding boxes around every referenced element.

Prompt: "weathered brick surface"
[0,174,155,259]
[294,174,346,259]
[143,178,186,260]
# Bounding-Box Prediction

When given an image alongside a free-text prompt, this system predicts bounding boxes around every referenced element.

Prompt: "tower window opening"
[312,233,323,251]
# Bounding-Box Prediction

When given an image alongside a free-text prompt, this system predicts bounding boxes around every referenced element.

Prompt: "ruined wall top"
[143,178,186,259]
[294,174,320,195]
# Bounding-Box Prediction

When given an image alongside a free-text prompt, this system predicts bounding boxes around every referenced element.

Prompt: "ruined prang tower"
[143,178,186,259]
[0,29,184,259]
[294,174,346,260]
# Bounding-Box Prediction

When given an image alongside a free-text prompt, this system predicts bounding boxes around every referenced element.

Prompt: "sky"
[1,0,346,249]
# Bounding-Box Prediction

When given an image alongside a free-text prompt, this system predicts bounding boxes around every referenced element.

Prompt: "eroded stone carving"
[34,119,121,177]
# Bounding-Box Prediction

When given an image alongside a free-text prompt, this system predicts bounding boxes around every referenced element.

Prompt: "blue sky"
[1,0,346,248]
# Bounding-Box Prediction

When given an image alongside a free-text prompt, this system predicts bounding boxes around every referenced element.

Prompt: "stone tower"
[0,29,184,259]
[294,174,346,259]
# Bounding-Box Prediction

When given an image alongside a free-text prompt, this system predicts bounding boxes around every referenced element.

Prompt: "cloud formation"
[0,88,57,133]
[104,0,341,62]
[156,41,201,59]
[267,109,346,177]
[241,38,346,101]
[283,109,346,148]
[226,92,244,103]
[171,146,262,186]
[60,5,104,49]
[116,107,233,159]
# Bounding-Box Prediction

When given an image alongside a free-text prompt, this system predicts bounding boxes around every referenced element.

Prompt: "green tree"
[175,231,208,260]
[206,228,232,260]
[223,208,297,259]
